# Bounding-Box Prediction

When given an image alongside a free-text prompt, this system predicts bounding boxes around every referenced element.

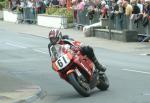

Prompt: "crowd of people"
[72,0,150,33]
[110,0,150,30]
[8,0,47,14]
[7,0,150,30]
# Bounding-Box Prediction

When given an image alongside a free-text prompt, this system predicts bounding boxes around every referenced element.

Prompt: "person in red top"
[100,1,108,18]
[48,29,106,72]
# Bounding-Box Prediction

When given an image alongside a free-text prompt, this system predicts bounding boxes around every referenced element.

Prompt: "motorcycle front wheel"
[67,72,90,97]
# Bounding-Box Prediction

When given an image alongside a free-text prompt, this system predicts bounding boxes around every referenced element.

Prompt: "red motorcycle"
[49,44,109,97]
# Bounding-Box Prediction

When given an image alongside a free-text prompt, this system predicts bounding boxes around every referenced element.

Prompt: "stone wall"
[94,29,138,42]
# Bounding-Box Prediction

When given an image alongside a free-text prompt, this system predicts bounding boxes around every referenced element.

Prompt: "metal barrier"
[75,9,150,41]
[74,9,100,28]
[74,9,138,31]
[17,7,37,24]
[0,10,3,20]
[109,13,150,35]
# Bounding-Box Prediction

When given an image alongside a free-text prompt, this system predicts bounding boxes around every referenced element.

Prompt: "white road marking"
[5,42,27,49]
[139,53,150,56]
[5,41,48,54]
[122,69,150,75]
[33,49,48,54]
[143,93,150,96]
[139,53,149,56]
[139,54,147,56]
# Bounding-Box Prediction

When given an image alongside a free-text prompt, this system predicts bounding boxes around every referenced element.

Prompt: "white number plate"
[55,54,71,70]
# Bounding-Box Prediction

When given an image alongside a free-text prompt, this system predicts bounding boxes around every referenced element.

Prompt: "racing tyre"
[67,72,90,97]
[97,73,109,91]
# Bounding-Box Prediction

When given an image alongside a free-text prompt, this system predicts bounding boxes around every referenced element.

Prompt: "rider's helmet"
[49,29,62,45]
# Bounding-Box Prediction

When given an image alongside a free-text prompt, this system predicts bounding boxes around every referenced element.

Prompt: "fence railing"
[17,7,37,24]
[110,14,150,35]
[73,9,100,27]
[73,9,150,36]
[0,10,3,19]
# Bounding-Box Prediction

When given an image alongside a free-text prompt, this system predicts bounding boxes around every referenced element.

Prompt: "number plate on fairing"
[55,54,71,70]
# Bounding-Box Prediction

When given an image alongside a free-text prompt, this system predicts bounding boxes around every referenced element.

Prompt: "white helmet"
[48,29,62,45]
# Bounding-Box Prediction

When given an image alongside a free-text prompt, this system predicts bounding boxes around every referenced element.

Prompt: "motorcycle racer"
[48,29,106,72]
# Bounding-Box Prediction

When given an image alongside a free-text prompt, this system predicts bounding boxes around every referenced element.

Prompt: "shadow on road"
[57,89,108,100]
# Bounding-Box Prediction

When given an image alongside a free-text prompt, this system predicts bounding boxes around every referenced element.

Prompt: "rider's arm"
[60,38,83,53]
[48,43,52,57]
[62,35,74,41]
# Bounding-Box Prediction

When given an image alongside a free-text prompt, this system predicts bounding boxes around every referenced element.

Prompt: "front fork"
[66,68,101,89]
[66,68,91,89]
[66,68,87,82]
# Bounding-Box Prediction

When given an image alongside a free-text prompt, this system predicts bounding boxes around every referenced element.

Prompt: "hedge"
[0,0,8,10]
[0,2,5,10]
[46,7,73,23]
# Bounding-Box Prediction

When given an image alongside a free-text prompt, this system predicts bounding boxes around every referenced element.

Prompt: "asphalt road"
[0,29,150,103]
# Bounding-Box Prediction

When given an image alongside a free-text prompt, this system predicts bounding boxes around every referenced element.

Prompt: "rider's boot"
[80,46,106,72]
[93,58,106,72]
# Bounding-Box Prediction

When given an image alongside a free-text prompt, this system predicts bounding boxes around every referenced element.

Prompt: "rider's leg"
[80,46,106,72]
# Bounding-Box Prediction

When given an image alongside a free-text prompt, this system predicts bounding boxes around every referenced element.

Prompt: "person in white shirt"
[27,0,33,8]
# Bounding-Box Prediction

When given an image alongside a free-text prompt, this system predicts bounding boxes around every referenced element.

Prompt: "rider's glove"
[71,46,80,53]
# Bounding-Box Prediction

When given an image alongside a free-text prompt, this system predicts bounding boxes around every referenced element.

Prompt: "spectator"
[71,0,78,8]
[95,0,102,9]
[142,0,150,27]
[71,0,78,22]
[77,0,85,11]
[43,0,51,7]
[114,0,124,15]
[51,0,59,6]
[35,0,41,13]
[143,0,150,16]
[131,0,140,14]
[95,0,100,5]
[16,0,24,23]
[122,0,133,29]
[113,0,124,29]
[122,0,133,16]
[39,0,46,13]
[85,0,96,18]
[130,0,140,29]
[35,0,46,13]
[17,0,24,13]
[137,0,144,13]
[100,0,108,18]
[10,0,21,11]
[71,0,78,9]
[25,0,34,24]
[66,0,72,11]
[59,0,66,7]
[27,0,33,8]
[86,0,96,8]
[8,0,12,9]
[11,0,17,10]
[20,0,26,8]
[85,0,96,22]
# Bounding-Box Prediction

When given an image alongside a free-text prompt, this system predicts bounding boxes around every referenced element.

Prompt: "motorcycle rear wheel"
[67,72,90,97]
[96,73,109,91]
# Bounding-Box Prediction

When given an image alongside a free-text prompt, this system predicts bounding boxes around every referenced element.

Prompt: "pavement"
[0,72,41,103]
[0,20,150,103]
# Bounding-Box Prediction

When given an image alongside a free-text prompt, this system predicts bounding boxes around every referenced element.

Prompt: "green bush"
[46,7,58,15]
[0,0,8,10]
[0,2,5,10]
[65,10,73,23]
[46,7,73,23]
[52,8,66,15]
[0,0,5,2]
